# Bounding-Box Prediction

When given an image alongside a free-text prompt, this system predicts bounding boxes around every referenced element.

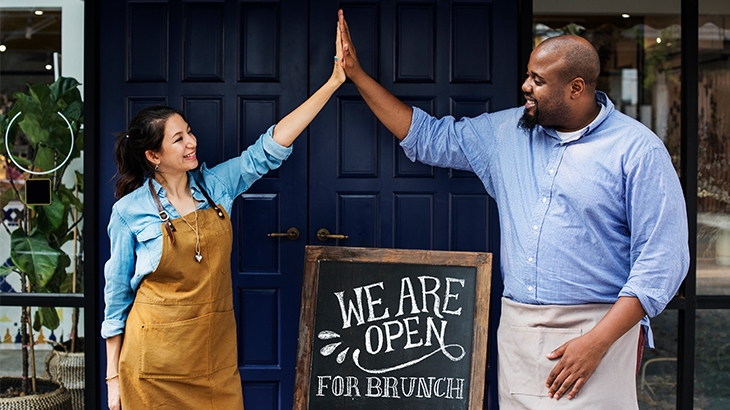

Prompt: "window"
[534,0,730,407]
[0,1,88,403]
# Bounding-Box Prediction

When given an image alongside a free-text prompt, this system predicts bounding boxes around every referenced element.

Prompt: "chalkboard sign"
[293,246,492,410]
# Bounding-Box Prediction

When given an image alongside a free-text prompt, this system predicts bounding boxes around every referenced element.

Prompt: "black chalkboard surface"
[293,246,492,410]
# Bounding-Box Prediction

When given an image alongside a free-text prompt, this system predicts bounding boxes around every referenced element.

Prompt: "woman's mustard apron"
[119,202,244,410]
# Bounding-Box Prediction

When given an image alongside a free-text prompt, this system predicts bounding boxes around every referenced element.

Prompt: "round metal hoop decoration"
[4,111,75,175]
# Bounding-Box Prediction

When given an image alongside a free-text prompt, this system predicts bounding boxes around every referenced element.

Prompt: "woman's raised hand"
[332,21,346,85]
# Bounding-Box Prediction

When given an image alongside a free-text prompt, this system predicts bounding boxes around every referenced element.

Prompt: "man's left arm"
[544,296,645,400]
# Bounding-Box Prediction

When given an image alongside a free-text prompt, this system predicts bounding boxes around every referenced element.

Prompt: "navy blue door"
[308,1,517,407]
[97,1,517,409]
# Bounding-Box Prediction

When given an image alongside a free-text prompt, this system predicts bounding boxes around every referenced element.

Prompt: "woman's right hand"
[331,19,346,85]
[105,335,123,409]
[107,377,121,410]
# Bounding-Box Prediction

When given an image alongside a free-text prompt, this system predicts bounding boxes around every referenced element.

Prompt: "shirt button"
[542,197,548,203]
[532,225,538,230]
[528,286,533,291]
[548,169,555,174]
[528,257,534,262]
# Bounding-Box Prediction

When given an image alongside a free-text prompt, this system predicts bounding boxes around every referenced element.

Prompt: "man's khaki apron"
[119,207,244,409]
[498,297,640,410]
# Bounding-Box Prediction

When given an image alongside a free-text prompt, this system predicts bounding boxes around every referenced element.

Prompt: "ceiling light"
[0,45,6,53]
[621,14,630,18]
[34,10,44,16]
[45,64,53,71]
[656,37,662,44]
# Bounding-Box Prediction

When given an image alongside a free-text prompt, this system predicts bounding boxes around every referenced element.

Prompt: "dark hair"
[113,105,184,199]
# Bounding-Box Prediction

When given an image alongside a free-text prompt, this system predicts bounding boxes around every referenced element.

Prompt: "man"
[337,10,689,409]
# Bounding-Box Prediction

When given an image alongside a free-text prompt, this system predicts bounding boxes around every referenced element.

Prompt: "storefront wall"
[0,0,730,409]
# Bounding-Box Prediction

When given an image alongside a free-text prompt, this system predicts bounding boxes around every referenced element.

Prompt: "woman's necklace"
[179,207,202,263]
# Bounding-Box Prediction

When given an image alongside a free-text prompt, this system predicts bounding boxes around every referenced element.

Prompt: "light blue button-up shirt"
[101,126,291,339]
[401,92,689,345]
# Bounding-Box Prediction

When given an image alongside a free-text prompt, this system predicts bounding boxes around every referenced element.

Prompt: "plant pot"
[46,349,84,410]
[0,377,72,410]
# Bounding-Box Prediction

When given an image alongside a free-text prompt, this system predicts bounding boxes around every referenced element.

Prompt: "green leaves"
[35,190,67,234]
[50,77,81,103]
[10,228,66,289]
[34,307,60,332]
[0,265,16,277]
[0,76,83,172]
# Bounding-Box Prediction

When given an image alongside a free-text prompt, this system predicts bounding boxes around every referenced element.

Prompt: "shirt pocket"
[137,223,163,243]
[503,326,582,397]
[136,224,163,271]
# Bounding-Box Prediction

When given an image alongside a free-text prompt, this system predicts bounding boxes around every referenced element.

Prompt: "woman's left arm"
[272,22,346,147]
[204,23,345,201]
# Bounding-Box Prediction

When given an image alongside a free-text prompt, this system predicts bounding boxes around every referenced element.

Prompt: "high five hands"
[336,10,365,82]
[334,9,413,139]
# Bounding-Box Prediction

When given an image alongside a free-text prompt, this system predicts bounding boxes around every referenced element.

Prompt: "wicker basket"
[46,350,84,410]
[0,377,72,410]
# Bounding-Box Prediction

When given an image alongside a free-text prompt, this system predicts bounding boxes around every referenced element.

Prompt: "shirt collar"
[539,90,614,143]
[148,172,205,202]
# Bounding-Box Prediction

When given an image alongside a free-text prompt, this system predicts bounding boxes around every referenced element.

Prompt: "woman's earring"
[155,164,159,171]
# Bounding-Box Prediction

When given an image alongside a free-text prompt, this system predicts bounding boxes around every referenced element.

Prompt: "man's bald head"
[534,35,600,89]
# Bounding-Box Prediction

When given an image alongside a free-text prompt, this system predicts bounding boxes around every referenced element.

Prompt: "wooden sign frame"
[293,246,492,410]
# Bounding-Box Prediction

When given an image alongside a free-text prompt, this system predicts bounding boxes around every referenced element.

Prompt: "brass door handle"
[268,227,300,241]
[317,228,348,242]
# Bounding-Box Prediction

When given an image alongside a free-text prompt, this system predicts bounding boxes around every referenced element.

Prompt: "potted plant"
[0,76,83,410]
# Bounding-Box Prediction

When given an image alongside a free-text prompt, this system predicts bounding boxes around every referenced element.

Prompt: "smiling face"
[519,47,574,131]
[147,113,198,175]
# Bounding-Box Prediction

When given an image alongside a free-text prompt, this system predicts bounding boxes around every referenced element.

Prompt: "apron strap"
[148,179,177,244]
[192,176,225,219]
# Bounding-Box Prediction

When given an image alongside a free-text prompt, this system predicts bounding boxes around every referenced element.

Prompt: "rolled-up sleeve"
[619,147,689,318]
[101,208,137,339]
[400,107,476,172]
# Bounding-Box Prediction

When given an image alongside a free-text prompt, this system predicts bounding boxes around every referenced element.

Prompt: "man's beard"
[518,108,538,130]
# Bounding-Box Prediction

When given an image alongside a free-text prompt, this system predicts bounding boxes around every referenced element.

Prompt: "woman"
[102,25,345,410]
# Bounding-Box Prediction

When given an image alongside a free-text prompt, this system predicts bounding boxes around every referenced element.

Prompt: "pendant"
[195,253,203,263]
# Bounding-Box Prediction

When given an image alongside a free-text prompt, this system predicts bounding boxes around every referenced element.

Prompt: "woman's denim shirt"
[102,126,291,339]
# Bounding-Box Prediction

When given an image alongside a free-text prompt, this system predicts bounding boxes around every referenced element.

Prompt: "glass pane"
[638,310,678,410]
[0,306,85,376]
[695,310,730,408]
[1,8,62,297]
[0,5,85,298]
[0,3,86,388]
[697,8,730,295]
